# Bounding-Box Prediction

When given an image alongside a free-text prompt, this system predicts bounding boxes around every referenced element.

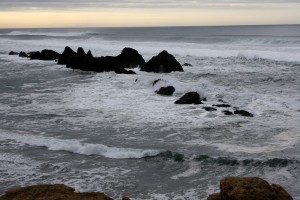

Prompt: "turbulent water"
[0,25,300,199]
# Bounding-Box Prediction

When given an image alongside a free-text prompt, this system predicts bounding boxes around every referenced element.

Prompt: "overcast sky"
[0,0,299,28]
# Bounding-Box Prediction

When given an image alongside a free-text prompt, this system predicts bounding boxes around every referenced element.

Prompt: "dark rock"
[72,47,86,69]
[82,50,96,71]
[234,110,253,117]
[213,104,231,108]
[58,46,76,65]
[0,184,113,200]
[203,107,217,112]
[156,86,175,96]
[141,50,184,73]
[116,47,145,68]
[183,63,192,66]
[18,52,28,58]
[115,67,136,74]
[122,197,131,200]
[9,51,19,55]
[175,92,200,104]
[29,51,41,60]
[153,79,162,86]
[95,56,117,72]
[207,193,221,200]
[223,110,233,115]
[218,177,292,200]
[39,49,60,60]
[202,97,207,102]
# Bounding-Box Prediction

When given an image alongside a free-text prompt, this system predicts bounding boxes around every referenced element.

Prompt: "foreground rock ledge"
[207,177,293,200]
[0,184,115,200]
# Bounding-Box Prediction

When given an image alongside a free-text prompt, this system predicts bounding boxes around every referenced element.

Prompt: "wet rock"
[234,110,253,117]
[175,92,200,104]
[58,46,76,65]
[215,177,293,200]
[203,107,217,112]
[141,50,184,73]
[95,56,117,72]
[223,110,233,115]
[18,52,29,58]
[156,86,175,96]
[0,184,112,200]
[9,51,19,55]
[115,67,136,74]
[207,193,221,200]
[29,51,41,60]
[39,49,60,60]
[83,50,96,71]
[183,63,192,66]
[116,47,145,68]
[71,47,86,69]
[153,79,162,86]
[122,197,131,200]
[213,104,231,108]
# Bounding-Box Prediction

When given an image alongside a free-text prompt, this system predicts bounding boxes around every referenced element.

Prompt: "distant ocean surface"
[0,25,300,199]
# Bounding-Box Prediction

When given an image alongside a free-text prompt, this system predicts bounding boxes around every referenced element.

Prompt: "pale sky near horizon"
[0,0,300,28]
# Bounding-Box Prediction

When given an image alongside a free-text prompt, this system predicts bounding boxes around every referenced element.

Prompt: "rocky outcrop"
[207,177,293,200]
[156,86,175,96]
[8,51,19,55]
[0,184,113,200]
[29,50,60,60]
[115,67,136,74]
[18,52,29,58]
[175,92,201,104]
[116,47,145,68]
[57,46,76,65]
[141,51,184,73]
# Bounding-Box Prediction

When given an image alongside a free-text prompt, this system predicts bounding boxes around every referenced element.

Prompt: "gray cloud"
[0,0,299,10]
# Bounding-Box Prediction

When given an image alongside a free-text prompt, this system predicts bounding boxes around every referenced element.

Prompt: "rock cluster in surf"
[9,47,254,117]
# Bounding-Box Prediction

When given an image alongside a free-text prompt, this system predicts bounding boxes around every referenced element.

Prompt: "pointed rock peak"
[87,50,93,57]
[77,47,85,54]
[158,50,169,56]
[64,46,74,52]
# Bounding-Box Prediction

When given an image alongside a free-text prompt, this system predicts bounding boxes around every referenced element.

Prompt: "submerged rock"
[203,107,217,112]
[223,110,233,115]
[116,47,145,68]
[141,50,184,73]
[207,177,293,200]
[213,104,231,108]
[183,63,192,67]
[0,184,113,200]
[156,86,175,96]
[175,92,201,104]
[153,79,162,86]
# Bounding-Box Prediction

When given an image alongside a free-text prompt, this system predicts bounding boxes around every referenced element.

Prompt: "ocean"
[0,25,300,199]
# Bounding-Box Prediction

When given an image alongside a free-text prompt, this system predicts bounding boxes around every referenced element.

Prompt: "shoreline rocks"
[207,177,293,200]
[156,86,175,96]
[175,92,201,104]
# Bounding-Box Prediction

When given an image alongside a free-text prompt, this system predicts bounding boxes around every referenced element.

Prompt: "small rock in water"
[115,67,136,74]
[18,51,28,58]
[203,107,217,112]
[234,110,253,117]
[9,51,19,55]
[183,63,192,66]
[156,86,175,96]
[153,79,162,86]
[223,110,233,115]
[175,92,200,104]
[213,104,231,108]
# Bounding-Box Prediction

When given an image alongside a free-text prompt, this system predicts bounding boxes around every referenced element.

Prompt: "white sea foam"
[0,132,161,159]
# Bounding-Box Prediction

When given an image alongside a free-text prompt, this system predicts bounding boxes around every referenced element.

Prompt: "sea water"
[0,25,300,199]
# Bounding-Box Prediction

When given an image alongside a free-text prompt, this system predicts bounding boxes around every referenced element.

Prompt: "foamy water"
[0,25,300,199]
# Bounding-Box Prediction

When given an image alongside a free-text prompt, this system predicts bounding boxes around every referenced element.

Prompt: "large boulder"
[207,177,293,200]
[116,47,145,68]
[175,92,201,104]
[39,49,60,60]
[141,50,184,73]
[156,86,175,96]
[0,184,112,200]
[29,51,41,60]
[58,46,76,65]
[18,51,28,58]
